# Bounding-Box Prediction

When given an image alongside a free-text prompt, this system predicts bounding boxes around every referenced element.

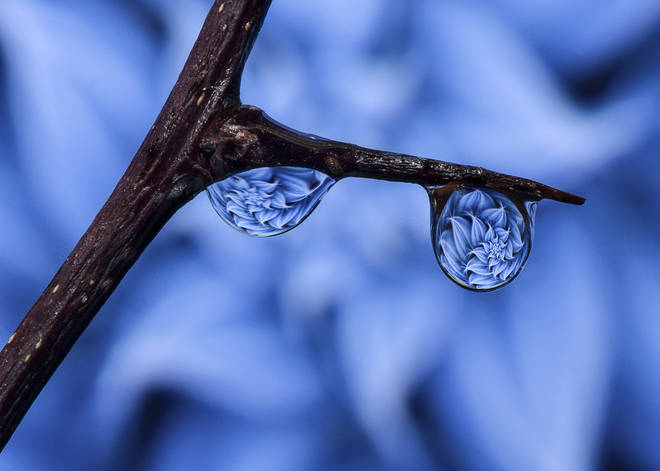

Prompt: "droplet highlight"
[430,187,536,291]
[207,166,335,237]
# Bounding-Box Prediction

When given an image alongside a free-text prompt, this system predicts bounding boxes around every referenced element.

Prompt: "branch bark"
[0,0,584,451]
[0,0,272,450]
[201,106,585,205]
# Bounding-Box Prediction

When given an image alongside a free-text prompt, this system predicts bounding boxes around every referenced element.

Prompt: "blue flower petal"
[450,216,471,254]
[470,215,488,244]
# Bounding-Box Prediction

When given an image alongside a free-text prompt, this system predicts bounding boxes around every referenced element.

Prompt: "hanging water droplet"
[207,166,335,237]
[429,186,537,291]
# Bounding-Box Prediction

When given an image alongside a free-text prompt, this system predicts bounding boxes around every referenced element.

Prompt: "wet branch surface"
[0,0,584,451]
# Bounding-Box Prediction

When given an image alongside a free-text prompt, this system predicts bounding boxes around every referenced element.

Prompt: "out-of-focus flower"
[434,188,534,290]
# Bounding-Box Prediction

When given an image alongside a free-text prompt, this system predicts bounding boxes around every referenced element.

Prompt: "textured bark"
[0,0,584,451]
[0,0,272,450]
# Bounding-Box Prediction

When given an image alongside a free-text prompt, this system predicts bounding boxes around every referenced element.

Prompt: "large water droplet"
[207,166,335,237]
[429,186,536,291]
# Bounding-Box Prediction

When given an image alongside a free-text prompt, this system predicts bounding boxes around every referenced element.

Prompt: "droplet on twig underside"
[428,186,537,291]
[207,166,335,237]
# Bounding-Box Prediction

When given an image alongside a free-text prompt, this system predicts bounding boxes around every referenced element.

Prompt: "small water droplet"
[429,186,536,291]
[207,166,335,237]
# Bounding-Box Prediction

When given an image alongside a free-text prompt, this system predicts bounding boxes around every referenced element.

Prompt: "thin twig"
[0,0,584,451]
[201,106,585,205]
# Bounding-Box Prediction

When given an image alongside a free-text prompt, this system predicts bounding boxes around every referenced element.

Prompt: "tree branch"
[0,0,272,451]
[0,0,584,452]
[201,106,585,205]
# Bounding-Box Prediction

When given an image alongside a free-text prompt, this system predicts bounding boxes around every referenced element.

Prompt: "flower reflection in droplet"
[207,166,335,237]
[431,188,536,291]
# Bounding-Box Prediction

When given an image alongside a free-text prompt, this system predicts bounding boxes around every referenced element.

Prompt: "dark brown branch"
[201,106,585,205]
[0,0,585,453]
[0,0,271,451]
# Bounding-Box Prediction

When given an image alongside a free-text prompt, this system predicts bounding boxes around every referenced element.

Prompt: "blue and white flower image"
[432,188,536,290]
[207,166,335,236]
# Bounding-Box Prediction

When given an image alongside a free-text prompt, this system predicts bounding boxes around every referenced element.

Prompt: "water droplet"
[207,166,335,237]
[429,186,537,291]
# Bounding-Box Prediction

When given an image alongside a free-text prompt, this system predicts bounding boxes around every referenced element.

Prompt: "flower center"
[485,238,507,262]
[241,186,273,210]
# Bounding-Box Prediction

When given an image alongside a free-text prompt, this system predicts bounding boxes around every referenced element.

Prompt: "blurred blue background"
[1,0,659,469]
